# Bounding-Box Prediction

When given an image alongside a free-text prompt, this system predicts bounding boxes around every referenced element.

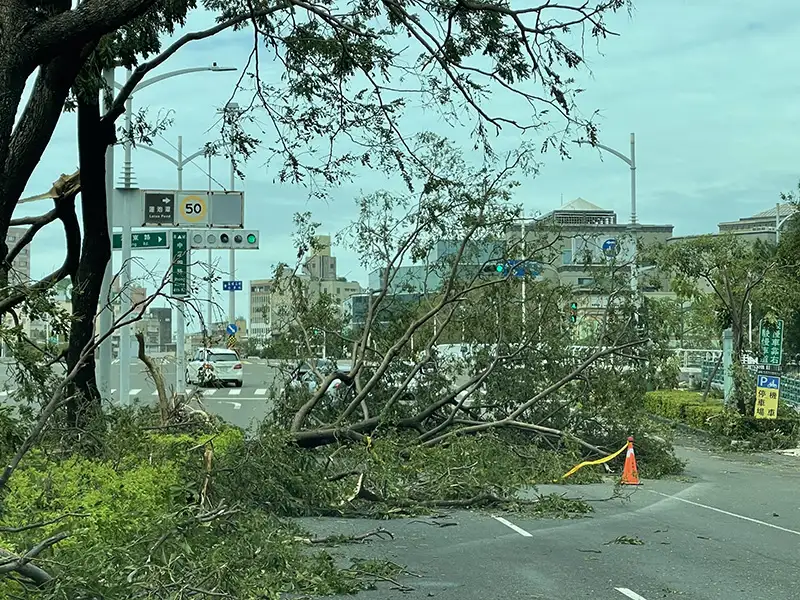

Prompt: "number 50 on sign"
[178,194,208,225]
[754,374,780,420]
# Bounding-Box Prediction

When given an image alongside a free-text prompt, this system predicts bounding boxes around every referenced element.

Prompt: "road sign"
[755,373,781,419]
[602,238,618,257]
[143,191,175,226]
[177,193,209,226]
[226,323,238,335]
[112,231,169,250]
[171,231,189,297]
[759,319,784,366]
[227,334,236,348]
[223,280,243,291]
[139,190,244,228]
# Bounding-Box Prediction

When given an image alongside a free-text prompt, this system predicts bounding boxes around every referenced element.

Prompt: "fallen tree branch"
[295,528,394,545]
[0,532,69,586]
[0,513,89,534]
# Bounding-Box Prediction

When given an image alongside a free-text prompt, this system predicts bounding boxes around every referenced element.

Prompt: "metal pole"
[119,70,134,405]
[629,133,639,329]
[776,202,781,244]
[229,159,236,327]
[748,300,753,345]
[176,136,186,396]
[207,154,213,337]
[521,219,526,330]
[97,67,116,399]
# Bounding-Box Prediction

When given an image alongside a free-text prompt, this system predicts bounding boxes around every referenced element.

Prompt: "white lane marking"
[220,401,241,409]
[151,391,159,396]
[649,490,800,537]
[492,516,532,537]
[228,389,241,396]
[204,389,217,396]
[129,389,141,396]
[110,389,117,394]
[615,588,648,600]
[255,388,267,395]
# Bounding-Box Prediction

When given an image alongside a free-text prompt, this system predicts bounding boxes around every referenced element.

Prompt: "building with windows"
[667,202,798,246]
[249,235,362,343]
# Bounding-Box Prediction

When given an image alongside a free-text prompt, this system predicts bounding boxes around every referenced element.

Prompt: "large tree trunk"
[65,94,113,429]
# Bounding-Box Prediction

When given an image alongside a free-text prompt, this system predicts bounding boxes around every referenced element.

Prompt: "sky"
[13,0,800,330]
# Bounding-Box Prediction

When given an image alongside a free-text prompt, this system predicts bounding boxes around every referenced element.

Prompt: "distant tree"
[653,234,778,412]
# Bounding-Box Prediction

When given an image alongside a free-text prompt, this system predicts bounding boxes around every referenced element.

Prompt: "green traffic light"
[570,302,578,310]
[496,264,504,272]
[246,233,256,244]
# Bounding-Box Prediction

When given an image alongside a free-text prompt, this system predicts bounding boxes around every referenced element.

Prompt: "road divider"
[491,516,532,537]
[648,490,800,536]
[615,588,648,600]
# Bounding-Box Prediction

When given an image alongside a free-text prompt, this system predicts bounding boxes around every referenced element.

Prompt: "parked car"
[186,347,243,387]
[282,359,347,397]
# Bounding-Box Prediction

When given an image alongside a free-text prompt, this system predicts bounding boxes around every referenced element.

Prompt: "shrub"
[644,390,721,422]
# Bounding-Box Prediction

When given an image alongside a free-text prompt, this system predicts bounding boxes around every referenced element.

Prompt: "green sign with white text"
[171,231,189,298]
[112,232,169,250]
[759,319,784,366]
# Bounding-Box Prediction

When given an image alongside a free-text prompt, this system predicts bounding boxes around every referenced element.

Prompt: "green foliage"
[643,390,800,451]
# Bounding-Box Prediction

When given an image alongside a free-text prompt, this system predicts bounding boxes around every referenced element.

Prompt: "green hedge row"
[643,391,724,429]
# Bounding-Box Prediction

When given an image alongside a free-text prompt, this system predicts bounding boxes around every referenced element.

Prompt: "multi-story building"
[6,227,31,284]
[148,307,173,351]
[249,235,362,342]
[667,202,798,246]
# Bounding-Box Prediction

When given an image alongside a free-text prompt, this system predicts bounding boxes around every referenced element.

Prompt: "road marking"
[229,389,241,396]
[615,588,648,600]
[204,389,217,396]
[649,490,800,537]
[110,389,117,394]
[492,516,532,537]
[255,388,267,395]
[0,391,8,397]
[220,401,241,409]
[129,389,141,396]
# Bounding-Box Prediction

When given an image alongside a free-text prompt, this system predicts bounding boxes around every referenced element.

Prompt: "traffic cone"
[620,436,641,486]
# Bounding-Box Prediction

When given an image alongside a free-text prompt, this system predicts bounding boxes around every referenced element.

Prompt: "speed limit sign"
[177,194,208,224]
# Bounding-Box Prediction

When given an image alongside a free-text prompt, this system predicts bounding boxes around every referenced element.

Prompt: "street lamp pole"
[574,133,639,324]
[775,202,796,244]
[103,64,236,402]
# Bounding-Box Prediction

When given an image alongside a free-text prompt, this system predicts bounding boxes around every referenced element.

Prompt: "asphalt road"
[297,442,800,600]
[0,358,289,431]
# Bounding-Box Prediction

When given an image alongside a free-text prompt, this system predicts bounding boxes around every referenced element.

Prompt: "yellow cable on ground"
[562,441,629,479]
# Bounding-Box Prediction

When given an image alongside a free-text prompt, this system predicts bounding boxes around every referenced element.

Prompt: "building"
[249,235,362,342]
[668,202,798,246]
[6,227,31,284]
[149,307,173,351]
[512,198,674,289]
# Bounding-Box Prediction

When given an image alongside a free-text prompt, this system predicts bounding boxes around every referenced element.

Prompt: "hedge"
[643,390,724,426]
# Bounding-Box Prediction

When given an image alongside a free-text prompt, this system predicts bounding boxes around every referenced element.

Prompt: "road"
[298,442,800,599]
[0,358,289,431]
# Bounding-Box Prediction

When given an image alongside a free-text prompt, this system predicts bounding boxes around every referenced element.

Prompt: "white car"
[186,348,243,387]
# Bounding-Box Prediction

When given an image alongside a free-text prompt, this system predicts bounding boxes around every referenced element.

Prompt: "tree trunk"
[65,95,113,429]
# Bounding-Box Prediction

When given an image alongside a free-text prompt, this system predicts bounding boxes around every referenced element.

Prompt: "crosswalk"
[0,387,270,399]
[119,388,270,397]
[111,359,267,366]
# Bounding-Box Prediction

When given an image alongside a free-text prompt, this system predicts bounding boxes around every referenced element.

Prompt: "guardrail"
[701,359,800,406]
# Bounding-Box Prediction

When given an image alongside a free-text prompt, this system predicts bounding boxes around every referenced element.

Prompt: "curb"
[646,412,715,439]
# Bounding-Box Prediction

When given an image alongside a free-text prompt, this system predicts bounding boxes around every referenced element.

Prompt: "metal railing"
[701,359,800,406]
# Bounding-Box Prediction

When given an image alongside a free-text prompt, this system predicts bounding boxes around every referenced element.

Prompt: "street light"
[775,202,797,244]
[99,64,237,402]
[573,133,640,326]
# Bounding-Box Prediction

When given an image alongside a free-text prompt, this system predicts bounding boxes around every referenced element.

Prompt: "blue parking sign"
[757,375,780,389]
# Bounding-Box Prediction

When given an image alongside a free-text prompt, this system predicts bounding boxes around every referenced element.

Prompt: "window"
[561,249,572,265]
[577,278,595,286]
[208,351,239,362]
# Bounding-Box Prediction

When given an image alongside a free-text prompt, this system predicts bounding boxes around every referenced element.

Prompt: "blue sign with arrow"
[226,323,238,335]
[602,238,618,257]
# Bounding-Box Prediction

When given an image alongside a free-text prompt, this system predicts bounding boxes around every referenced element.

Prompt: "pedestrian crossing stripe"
[255,388,267,395]
[129,389,141,395]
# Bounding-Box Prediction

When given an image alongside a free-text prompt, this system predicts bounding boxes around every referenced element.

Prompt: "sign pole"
[229,159,236,329]
[176,137,186,398]
[97,67,116,400]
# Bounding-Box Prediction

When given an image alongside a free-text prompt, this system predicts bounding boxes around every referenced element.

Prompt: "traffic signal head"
[570,302,578,311]
[495,263,504,273]
[569,301,578,324]
[189,229,260,249]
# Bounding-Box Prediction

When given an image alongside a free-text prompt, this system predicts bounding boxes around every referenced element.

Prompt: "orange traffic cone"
[620,436,641,486]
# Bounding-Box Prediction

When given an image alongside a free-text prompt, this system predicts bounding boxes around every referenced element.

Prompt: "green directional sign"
[759,318,784,366]
[171,231,189,298]
[112,231,169,250]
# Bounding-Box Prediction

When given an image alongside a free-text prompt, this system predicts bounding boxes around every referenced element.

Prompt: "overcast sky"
[14,0,800,328]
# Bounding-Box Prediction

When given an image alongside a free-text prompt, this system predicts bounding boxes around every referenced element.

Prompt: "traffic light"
[189,229,260,249]
[569,301,578,324]
[482,263,507,275]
